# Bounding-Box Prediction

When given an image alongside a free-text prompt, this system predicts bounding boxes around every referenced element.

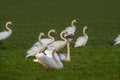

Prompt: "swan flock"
[0,19,118,70]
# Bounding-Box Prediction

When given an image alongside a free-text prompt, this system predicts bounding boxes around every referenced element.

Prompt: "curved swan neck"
[6,22,12,33]
[60,31,67,42]
[83,26,88,38]
[71,20,76,29]
[38,33,45,45]
[48,30,55,41]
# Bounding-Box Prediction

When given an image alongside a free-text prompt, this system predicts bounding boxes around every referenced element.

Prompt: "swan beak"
[70,39,75,44]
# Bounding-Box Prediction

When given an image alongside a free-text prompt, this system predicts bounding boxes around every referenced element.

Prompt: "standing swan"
[64,19,77,37]
[34,48,63,70]
[74,26,88,47]
[25,32,46,58]
[47,30,67,51]
[0,21,12,43]
[114,34,120,45]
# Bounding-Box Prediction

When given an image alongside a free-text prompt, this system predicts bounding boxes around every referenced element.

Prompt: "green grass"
[0,0,120,80]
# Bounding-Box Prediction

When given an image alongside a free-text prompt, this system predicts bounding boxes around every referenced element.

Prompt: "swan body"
[0,21,12,42]
[47,30,67,51]
[64,19,77,37]
[114,35,120,45]
[74,26,88,47]
[26,33,46,58]
[34,48,63,70]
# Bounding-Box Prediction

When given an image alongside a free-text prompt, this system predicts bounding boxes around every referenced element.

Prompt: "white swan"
[25,32,46,58]
[64,19,77,37]
[47,30,67,51]
[58,38,72,62]
[74,26,88,47]
[34,48,63,70]
[33,29,56,46]
[114,34,120,45]
[0,21,12,43]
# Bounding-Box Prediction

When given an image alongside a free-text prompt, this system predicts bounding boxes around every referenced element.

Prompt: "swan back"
[64,19,77,37]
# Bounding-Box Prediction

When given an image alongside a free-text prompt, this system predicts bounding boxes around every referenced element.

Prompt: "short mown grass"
[0,0,120,80]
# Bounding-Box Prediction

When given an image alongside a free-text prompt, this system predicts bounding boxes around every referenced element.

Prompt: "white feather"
[74,26,88,47]
[114,34,120,45]
[64,19,77,37]
[0,21,12,42]
[34,49,63,70]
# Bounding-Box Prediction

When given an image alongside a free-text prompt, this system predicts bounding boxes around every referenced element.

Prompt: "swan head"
[40,32,46,37]
[84,26,88,30]
[72,19,77,23]
[83,26,88,32]
[68,38,74,44]
[50,29,57,33]
[6,21,12,25]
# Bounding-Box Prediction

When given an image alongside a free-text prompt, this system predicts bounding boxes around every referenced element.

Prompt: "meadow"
[0,0,120,80]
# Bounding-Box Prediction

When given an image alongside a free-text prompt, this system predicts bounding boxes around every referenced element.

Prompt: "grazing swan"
[64,19,77,37]
[34,48,63,70]
[74,26,88,47]
[58,38,72,62]
[47,30,67,51]
[0,21,12,43]
[25,33,46,58]
[114,35,120,45]
[33,29,56,47]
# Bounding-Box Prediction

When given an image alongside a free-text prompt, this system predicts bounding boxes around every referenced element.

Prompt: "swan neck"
[6,23,12,33]
[67,41,70,59]
[48,30,55,41]
[83,28,88,38]
[38,34,44,45]
[71,21,76,29]
[60,31,67,42]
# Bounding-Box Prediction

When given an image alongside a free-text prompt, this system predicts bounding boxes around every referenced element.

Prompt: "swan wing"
[114,39,120,45]
[26,45,45,58]
[114,35,120,42]
[41,38,54,45]
[74,36,88,47]
[0,31,11,41]
[33,41,41,46]
[47,41,66,51]
[37,53,58,69]
[58,53,67,60]
[64,27,75,37]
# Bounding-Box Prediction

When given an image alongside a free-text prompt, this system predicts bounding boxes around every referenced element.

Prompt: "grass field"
[0,0,120,80]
